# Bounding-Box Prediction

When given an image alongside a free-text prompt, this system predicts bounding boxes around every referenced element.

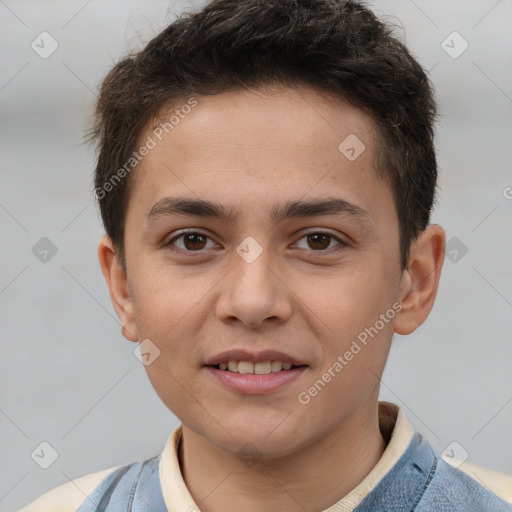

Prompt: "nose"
[215,246,293,328]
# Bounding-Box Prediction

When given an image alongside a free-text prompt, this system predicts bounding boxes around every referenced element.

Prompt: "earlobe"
[97,235,139,342]
[394,224,446,335]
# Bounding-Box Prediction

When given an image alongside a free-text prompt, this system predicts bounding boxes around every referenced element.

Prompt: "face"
[104,85,414,458]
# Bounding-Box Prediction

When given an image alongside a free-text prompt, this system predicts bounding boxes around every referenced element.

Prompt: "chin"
[205,411,309,459]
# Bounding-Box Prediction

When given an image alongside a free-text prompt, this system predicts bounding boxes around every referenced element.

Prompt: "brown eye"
[182,233,207,250]
[167,231,213,251]
[306,233,332,250]
[295,232,344,252]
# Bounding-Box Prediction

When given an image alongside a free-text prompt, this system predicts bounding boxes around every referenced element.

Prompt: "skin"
[98,84,445,512]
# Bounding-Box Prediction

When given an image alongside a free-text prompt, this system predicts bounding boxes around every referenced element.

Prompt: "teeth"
[227,360,238,372]
[216,360,297,373]
[238,361,254,374]
[271,361,283,372]
[254,362,271,375]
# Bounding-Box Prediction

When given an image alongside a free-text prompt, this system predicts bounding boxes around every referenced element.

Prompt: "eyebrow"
[145,196,373,227]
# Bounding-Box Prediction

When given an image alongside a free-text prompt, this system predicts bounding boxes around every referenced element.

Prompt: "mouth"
[203,351,309,394]
[207,360,307,374]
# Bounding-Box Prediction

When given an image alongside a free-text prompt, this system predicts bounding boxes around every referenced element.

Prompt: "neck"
[179,400,387,512]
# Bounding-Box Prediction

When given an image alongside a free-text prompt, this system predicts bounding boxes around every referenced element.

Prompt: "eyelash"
[164,229,348,255]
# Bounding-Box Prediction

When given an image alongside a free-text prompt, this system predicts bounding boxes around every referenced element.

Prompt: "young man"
[21,0,512,510]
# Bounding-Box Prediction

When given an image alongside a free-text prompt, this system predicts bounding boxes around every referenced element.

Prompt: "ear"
[97,235,139,342]
[394,224,446,335]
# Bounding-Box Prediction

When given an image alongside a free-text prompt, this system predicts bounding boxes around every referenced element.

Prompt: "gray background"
[1,0,511,510]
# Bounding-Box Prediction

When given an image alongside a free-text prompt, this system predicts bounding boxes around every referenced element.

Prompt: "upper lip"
[204,349,307,366]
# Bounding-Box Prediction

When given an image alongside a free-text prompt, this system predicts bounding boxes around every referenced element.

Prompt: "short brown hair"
[89,0,438,271]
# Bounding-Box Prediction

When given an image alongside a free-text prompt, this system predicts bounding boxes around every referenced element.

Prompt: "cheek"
[143,358,203,425]
[296,303,394,428]
[300,262,397,337]
[296,262,398,400]
[129,260,206,337]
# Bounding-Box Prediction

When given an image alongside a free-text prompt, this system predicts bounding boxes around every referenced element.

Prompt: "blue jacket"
[76,432,512,511]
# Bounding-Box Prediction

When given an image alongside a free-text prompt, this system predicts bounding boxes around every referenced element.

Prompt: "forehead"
[145,85,379,165]
[127,85,391,227]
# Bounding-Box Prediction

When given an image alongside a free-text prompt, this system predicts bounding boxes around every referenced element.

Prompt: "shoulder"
[416,456,512,511]
[73,456,166,511]
[456,459,512,504]
[18,465,120,512]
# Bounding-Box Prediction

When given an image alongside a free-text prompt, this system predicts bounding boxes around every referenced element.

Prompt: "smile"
[211,360,301,374]
[205,363,308,394]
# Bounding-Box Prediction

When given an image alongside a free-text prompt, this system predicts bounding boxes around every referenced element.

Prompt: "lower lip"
[205,366,308,394]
